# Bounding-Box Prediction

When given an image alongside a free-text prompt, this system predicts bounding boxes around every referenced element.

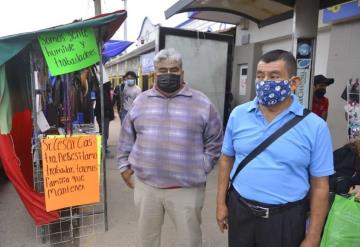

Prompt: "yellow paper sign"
[41,135,100,211]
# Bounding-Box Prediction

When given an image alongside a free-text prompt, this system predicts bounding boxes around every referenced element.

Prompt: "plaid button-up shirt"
[117,84,223,188]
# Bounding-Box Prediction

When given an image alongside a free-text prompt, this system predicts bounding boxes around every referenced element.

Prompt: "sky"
[0,0,187,41]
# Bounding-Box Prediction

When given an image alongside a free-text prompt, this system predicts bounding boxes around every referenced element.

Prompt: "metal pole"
[124,0,127,41]
[98,40,109,231]
[94,0,102,15]
[29,50,41,191]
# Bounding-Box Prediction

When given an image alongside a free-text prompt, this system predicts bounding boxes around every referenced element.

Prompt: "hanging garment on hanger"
[52,77,62,108]
[341,78,360,104]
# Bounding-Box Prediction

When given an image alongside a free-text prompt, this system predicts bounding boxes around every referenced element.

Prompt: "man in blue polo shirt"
[216,50,334,247]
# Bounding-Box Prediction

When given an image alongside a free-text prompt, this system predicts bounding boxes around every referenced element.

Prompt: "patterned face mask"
[256,80,291,106]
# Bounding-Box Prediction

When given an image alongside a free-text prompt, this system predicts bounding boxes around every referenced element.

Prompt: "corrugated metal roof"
[165,0,349,27]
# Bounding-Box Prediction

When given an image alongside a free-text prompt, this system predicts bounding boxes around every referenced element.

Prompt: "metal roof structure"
[165,0,350,27]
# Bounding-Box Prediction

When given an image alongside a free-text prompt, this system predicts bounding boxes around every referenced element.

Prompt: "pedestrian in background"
[94,80,114,158]
[312,74,334,121]
[113,71,141,124]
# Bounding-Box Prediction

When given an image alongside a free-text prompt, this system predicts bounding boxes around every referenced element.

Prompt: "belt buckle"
[251,205,270,219]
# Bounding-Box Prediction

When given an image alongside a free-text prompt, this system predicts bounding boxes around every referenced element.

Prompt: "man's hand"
[216,154,234,233]
[299,235,320,247]
[216,202,229,233]
[303,176,329,247]
[121,168,134,189]
[349,185,360,201]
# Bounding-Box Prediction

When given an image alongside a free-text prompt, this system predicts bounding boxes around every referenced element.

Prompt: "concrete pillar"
[293,0,320,108]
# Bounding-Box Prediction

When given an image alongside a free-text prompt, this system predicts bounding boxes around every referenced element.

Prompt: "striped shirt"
[117,84,223,188]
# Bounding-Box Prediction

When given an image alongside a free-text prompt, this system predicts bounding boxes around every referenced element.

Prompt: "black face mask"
[315,88,326,98]
[156,73,181,93]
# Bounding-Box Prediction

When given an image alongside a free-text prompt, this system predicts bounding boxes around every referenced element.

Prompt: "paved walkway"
[0,117,227,247]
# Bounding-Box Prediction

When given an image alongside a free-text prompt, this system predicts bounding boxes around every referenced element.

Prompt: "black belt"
[230,187,306,219]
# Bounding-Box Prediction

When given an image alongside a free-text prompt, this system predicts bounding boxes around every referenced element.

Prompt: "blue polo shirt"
[222,95,334,204]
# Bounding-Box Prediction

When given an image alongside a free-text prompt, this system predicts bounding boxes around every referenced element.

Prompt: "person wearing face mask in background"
[117,71,141,124]
[312,74,334,121]
[94,67,115,159]
[117,48,223,247]
[216,50,334,247]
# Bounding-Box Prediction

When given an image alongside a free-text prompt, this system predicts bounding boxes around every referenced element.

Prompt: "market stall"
[0,10,126,246]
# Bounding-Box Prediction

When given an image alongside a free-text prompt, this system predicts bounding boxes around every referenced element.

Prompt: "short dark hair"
[123,71,137,79]
[259,50,297,78]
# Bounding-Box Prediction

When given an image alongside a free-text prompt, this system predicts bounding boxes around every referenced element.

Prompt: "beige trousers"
[134,177,205,247]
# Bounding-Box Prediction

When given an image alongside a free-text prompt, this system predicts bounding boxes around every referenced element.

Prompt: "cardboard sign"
[38,28,100,76]
[41,135,100,211]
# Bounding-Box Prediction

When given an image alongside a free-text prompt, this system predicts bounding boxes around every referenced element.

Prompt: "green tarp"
[0,10,126,133]
[0,10,127,66]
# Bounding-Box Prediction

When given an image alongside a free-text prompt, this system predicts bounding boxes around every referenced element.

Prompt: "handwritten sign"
[38,28,100,76]
[41,135,100,211]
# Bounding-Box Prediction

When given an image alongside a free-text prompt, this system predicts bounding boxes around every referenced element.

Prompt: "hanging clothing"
[94,82,114,121]
[0,64,12,134]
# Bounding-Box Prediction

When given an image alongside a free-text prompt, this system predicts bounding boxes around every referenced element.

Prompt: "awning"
[0,10,127,66]
[165,0,350,27]
[102,40,133,63]
[188,11,244,25]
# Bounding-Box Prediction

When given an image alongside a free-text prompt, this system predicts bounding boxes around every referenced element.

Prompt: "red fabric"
[10,109,33,187]
[0,134,59,225]
[312,96,329,118]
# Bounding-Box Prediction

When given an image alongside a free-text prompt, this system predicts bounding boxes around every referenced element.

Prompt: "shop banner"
[141,51,155,74]
[323,0,360,24]
[40,135,100,212]
[38,28,100,76]
[295,38,314,108]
